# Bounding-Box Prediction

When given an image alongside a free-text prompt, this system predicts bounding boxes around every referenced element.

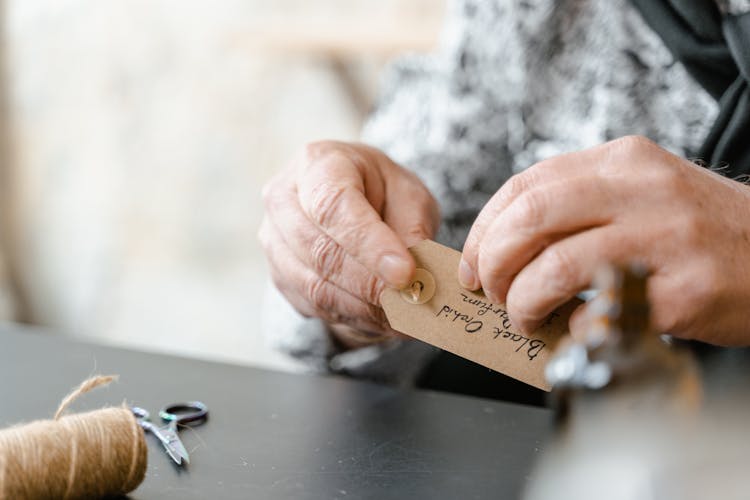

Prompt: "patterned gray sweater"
[264,0,719,384]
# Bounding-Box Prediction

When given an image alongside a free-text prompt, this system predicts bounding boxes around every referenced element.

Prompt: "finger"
[504,224,643,334]
[568,302,589,341]
[296,150,415,288]
[260,217,395,335]
[476,175,619,303]
[381,168,441,247]
[264,176,386,305]
[460,139,637,290]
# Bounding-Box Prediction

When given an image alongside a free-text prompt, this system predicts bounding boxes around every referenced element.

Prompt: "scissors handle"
[159,401,208,426]
[130,406,154,432]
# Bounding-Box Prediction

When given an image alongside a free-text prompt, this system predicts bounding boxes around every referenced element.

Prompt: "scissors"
[131,401,208,465]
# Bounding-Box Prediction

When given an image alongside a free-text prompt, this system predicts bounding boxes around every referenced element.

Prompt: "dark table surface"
[0,324,553,499]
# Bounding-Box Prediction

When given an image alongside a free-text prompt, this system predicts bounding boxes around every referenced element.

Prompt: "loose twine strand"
[0,375,147,499]
[54,375,116,420]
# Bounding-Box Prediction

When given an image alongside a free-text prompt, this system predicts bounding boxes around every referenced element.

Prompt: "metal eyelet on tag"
[400,268,436,304]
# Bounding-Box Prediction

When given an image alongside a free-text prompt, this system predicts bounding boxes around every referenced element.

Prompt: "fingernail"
[458,259,479,290]
[378,253,412,287]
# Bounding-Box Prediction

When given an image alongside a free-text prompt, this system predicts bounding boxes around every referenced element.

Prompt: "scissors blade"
[153,427,190,465]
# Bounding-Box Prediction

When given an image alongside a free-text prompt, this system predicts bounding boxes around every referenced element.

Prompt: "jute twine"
[0,375,147,499]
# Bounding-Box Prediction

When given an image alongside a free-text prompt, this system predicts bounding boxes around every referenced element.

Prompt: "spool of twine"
[0,375,147,499]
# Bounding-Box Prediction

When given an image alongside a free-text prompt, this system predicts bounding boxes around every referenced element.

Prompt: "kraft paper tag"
[381,240,580,391]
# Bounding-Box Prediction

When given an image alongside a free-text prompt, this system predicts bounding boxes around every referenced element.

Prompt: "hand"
[259,141,440,347]
[459,136,750,346]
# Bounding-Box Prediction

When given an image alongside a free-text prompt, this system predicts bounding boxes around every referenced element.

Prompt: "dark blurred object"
[545,264,701,421]
[525,264,750,500]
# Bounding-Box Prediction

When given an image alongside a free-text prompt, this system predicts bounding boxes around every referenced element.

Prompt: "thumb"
[296,143,417,288]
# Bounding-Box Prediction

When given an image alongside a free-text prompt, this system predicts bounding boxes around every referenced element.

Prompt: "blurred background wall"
[0,0,444,370]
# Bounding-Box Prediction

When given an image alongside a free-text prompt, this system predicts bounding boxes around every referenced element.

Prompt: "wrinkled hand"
[460,136,750,346]
[259,141,440,346]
